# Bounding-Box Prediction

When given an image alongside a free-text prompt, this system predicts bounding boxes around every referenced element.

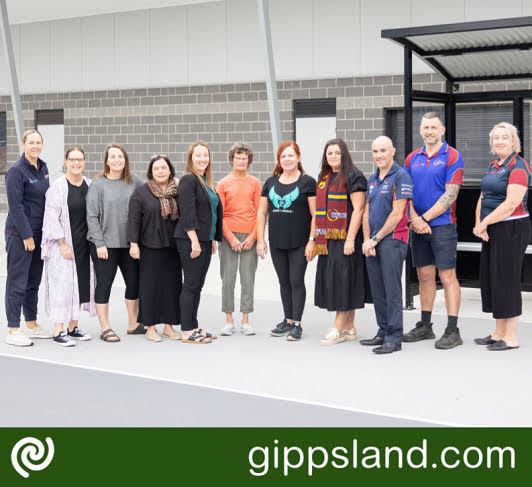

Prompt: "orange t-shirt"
[217,174,262,242]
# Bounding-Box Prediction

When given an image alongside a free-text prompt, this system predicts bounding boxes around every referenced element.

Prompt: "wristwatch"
[308,237,315,241]
[371,234,381,243]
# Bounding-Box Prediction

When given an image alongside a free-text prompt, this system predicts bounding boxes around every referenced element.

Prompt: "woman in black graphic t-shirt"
[256,141,316,341]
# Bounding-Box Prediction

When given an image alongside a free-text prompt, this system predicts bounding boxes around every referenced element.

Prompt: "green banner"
[1,428,528,485]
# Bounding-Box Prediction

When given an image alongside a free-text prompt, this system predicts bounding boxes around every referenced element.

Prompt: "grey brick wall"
[1,73,531,212]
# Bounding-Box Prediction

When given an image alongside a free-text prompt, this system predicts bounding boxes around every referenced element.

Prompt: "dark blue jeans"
[5,232,43,327]
[365,239,408,344]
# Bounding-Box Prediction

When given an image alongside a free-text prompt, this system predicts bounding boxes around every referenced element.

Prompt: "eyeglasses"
[67,158,84,163]
[151,153,169,161]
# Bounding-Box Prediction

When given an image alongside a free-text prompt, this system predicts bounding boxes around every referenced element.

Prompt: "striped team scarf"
[314,170,348,255]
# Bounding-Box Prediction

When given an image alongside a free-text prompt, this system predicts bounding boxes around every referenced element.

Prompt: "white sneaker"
[242,323,256,336]
[6,328,33,347]
[220,323,235,336]
[24,325,53,339]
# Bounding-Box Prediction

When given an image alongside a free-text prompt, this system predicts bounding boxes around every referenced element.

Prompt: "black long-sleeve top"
[127,183,177,249]
[173,174,223,242]
[5,154,49,239]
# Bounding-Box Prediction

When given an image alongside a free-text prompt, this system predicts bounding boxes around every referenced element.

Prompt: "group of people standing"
[4,111,531,353]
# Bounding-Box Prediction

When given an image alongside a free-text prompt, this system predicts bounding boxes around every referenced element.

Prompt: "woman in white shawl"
[41,147,96,347]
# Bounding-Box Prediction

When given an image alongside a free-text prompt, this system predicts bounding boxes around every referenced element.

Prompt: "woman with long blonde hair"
[174,141,223,343]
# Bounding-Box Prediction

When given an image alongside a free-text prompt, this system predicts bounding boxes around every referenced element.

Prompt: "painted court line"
[1,351,467,427]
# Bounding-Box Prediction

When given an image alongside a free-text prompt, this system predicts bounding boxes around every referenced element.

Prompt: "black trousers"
[89,244,139,304]
[480,218,531,319]
[5,232,43,327]
[270,245,308,322]
[176,238,212,331]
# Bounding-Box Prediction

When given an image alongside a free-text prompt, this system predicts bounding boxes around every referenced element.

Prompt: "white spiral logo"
[11,437,55,478]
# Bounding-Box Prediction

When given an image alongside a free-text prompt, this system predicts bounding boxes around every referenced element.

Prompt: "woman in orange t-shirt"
[217,142,262,336]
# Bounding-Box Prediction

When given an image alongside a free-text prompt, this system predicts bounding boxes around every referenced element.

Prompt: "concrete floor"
[1,213,531,427]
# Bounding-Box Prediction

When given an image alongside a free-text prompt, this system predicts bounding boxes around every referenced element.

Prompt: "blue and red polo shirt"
[480,152,531,221]
[367,162,413,243]
[404,142,464,227]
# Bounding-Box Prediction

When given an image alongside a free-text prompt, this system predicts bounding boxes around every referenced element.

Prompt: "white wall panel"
[50,19,82,92]
[226,0,263,82]
[314,0,361,78]
[81,15,116,90]
[270,0,313,80]
[20,22,50,93]
[115,11,149,87]
[360,0,414,75]
[411,0,465,25]
[187,1,227,84]
[464,0,523,21]
[150,6,188,86]
[2,0,531,95]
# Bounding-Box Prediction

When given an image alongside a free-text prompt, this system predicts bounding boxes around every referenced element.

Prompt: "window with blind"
[0,112,6,174]
[386,103,531,185]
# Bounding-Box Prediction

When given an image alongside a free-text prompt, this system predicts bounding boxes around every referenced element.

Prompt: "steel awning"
[382,17,532,82]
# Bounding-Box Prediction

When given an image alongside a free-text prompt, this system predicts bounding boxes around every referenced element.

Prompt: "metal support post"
[0,0,25,149]
[256,0,282,154]
[513,97,525,157]
[403,47,415,310]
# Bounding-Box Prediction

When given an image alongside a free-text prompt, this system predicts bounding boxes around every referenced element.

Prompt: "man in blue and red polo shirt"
[362,136,413,354]
[404,112,464,349]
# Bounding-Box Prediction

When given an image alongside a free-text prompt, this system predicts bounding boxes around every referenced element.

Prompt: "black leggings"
[90,244,139,304]
[270,245,308,322]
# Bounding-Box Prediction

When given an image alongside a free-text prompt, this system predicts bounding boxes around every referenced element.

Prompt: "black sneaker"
[402,321,435,342]
[270,319,294,337]
[287,323,302,341]
[435,328,463,349]
[53,332,75,347]
[67,327,92,341]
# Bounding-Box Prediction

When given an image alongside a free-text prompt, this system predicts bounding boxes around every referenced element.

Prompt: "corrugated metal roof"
[382,17,532,82]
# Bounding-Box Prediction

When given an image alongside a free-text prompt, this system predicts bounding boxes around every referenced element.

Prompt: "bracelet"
[421,215,429,224]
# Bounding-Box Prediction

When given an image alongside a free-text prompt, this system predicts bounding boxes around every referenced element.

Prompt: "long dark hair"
[317,138,355,189]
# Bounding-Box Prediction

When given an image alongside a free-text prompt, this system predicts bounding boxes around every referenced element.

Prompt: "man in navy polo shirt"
[404,112,464,349]
[362,136,412,354]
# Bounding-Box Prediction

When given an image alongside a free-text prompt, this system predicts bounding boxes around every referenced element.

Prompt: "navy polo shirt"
[480,152,531,221]
[367,162,413,243]
[5,154,50,239]
[404,142,464,227]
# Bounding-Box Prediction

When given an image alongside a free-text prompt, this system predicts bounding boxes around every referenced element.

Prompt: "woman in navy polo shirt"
[5,129,53,346]
[473,122,531,351]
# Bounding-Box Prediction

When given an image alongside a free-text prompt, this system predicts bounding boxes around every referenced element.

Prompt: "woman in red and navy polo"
[473,122,531,351]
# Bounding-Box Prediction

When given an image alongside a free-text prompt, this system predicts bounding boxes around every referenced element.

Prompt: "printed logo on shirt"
[28,179,38,184]
[432,159,444,166]
[269,186,299,211]
[44,175,49,179]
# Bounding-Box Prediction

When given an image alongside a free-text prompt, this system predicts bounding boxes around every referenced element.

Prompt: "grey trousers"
[219,232,258,313]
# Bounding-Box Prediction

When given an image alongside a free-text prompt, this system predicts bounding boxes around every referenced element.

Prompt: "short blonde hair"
[489,122,520,155]
[22,129,43,144]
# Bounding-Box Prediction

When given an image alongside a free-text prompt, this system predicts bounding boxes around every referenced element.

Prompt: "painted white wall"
[1,0,531,94]
[295,117,336,180]
[37,124,64,182]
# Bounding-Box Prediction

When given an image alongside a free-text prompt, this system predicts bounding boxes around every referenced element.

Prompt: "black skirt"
[137,245,182,326]
[314,234,370,311]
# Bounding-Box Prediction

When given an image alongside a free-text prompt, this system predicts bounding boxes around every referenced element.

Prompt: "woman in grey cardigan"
[86,144,143,342]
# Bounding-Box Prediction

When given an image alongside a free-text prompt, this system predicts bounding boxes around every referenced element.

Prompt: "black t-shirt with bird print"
[261,173,317,249]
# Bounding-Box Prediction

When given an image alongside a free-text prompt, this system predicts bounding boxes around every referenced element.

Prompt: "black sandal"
[181,331,212,344]
[100,329,120,342]
[197,328,217,340]
[127,324,147,335]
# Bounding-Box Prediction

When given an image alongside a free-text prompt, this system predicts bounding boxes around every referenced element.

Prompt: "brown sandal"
[100,329,120,342]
